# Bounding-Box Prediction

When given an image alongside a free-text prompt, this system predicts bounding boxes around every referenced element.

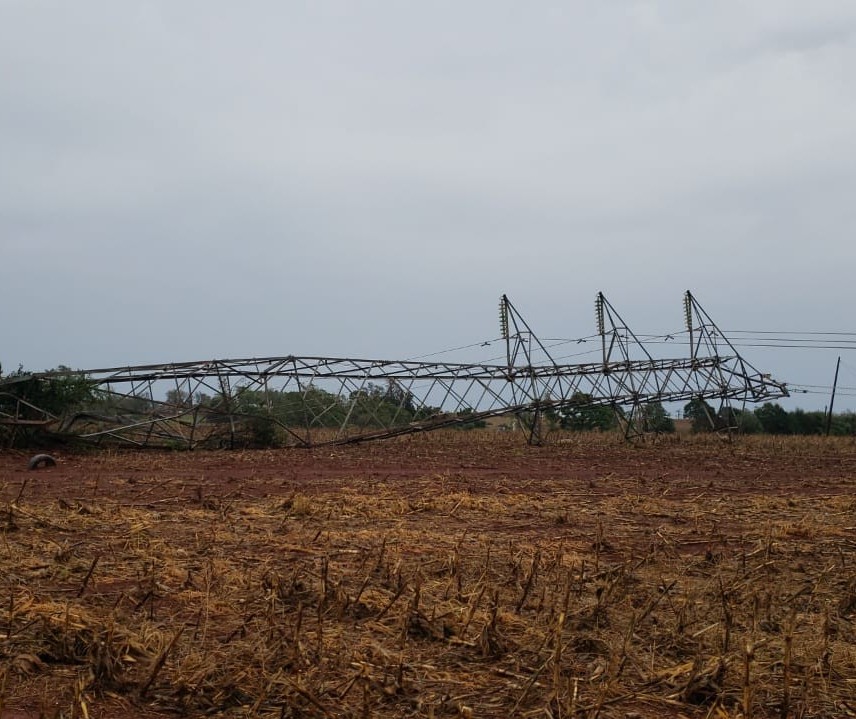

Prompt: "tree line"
[548,393,856,436]
[676,398,856,436]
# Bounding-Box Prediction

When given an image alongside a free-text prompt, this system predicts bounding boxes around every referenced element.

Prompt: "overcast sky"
[2,2,856,410]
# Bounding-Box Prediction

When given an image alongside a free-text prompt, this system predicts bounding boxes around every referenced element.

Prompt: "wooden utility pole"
[826,356,841,436]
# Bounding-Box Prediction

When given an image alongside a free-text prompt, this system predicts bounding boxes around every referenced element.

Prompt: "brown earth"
[1,432,856,718]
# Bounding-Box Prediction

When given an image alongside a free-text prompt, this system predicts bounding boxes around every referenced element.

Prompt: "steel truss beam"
[1,292,788,448]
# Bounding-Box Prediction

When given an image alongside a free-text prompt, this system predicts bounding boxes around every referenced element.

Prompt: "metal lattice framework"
[0,292,788,448]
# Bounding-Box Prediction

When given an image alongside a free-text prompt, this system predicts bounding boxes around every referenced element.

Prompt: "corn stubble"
[1,433,855,718]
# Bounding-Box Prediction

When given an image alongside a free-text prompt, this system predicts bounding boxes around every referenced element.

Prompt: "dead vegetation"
[2,433,856,717]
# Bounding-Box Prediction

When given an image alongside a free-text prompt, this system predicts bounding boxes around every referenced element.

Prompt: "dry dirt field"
[1,432,856,718]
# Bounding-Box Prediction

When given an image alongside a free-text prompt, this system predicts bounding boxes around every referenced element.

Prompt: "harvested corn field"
[1,433,856,718]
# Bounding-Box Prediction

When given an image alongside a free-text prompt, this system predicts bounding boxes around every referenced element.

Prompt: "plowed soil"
[1,432,856,718]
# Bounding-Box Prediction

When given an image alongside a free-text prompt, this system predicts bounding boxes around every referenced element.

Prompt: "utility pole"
[826,356,841,436]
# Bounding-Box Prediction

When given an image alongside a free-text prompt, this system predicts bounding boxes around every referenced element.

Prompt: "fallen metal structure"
[0,292,788,448]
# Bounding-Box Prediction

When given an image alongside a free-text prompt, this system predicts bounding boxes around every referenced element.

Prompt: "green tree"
[0,366,98,447]
[789,408,825,435]
[560,393,618,431]
[732,408,762,434]
[831,411,856,436]
[348,383,415,428]
[638,402,675,433]
[382,380,416,414]
[0,366,96,418]
[165,388,193,407]
[683,398,717,433]
[755,403,790,435]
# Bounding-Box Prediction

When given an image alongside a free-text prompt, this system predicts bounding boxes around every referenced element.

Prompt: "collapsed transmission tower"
[0,292,788,448]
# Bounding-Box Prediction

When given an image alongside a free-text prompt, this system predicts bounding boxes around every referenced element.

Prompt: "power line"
[726,330,856,336]
[635,339,856,351]
[408,328,856,372]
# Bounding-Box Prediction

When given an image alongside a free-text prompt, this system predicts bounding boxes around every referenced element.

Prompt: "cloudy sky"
[2,2,856,410]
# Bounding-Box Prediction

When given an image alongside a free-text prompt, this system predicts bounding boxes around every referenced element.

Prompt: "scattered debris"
[27,453,57,470]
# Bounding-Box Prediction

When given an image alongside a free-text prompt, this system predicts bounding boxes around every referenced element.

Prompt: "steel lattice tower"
[0,292,788,448]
